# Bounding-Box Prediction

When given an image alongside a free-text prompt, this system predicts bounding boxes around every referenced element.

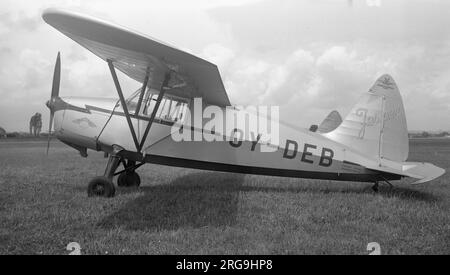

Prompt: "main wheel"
[87,176,116,198]
[117,172,141,187]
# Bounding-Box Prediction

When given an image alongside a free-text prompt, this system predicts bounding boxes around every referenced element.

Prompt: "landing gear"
[88,176,116,198]
[372,177,394,193]
[372,182,379,193]
[87,152,144,197]
[87,152,120,198]
[116,160,142,188]
[117,172,141,187]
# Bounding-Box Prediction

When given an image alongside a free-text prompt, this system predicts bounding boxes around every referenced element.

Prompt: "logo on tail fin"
[377,76,395,90]
[355,105,402,139]
[356,108,369,139]
[355,108,385,139]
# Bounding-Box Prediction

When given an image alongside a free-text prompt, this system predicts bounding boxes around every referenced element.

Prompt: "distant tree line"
[0,132,55,139]
[0,113,47,139]
[409,131,450,139]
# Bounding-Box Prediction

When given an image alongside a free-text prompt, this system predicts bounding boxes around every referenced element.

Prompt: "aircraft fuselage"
[52,96,400,183]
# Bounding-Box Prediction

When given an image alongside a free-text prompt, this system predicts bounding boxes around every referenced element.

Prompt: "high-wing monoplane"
[42,9,445,197]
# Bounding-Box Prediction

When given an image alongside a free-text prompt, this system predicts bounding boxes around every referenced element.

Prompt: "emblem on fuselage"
[72,117,97,129]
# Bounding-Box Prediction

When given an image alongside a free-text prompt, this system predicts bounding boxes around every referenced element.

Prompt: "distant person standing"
[29,113,43,137]
[0,127,6,138]
[29,114,35,135]
[35,113,42,136]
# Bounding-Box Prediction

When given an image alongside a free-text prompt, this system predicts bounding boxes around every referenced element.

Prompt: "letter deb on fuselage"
[283,139,334,167]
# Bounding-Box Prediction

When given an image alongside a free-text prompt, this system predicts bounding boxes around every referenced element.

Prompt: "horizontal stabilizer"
[365,159,445,184]
[401,162,446,184]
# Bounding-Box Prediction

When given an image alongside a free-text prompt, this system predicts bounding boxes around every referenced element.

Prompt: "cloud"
[202,44,235,68]
[198,40,450,130]
[66,45,87,62]
[0,46,12,56]
[0,46,138,132]
[0,11,41,33]
[0,0,449,132]
[198,0,450,130]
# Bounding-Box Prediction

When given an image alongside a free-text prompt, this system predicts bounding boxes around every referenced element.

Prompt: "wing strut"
[138,72,171,151]
[107,59,171,153]
[135,71,150,116]
[107,60,140,151]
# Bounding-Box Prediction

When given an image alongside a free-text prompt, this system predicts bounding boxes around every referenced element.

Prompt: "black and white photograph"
[0,0,449,258]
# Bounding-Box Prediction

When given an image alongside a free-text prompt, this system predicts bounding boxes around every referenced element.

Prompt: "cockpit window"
[123,88,188,123]
[124,88,142,114]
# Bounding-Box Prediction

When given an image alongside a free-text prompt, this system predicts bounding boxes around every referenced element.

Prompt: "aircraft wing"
[42,8,231,107]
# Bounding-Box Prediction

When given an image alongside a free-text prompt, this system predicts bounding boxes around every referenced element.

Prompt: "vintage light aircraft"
[42,9,445,197]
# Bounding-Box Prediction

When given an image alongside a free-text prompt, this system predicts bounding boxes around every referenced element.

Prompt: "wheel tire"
[87,176,116,198]
[117,173,126,187]
[117,172,141,187]
[372,184,379,193]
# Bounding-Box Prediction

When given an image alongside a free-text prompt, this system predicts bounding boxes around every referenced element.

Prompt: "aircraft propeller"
[45,52,61,155]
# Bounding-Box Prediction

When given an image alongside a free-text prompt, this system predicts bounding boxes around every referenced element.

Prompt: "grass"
[0,138,449,255]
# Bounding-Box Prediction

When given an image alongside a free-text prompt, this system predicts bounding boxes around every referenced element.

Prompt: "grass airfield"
[0,138,448,255]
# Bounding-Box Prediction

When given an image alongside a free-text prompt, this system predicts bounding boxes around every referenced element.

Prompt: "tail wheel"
[87,176,116,198]
[117,172,141,187]
[372,182,379,193]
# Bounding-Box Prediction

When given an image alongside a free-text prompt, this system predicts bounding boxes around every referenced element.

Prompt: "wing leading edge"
[42,8,231,107]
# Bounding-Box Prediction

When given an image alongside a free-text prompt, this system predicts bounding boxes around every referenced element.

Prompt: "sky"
[0,0,449,132]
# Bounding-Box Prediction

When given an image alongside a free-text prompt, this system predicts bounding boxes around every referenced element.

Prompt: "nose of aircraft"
[50,96,120,153]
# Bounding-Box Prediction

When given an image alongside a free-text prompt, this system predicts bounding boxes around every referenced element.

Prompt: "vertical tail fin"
[324,75,409,162]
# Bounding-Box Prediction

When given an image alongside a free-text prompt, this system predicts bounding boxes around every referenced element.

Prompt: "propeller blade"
[51,52,61,99]
[47,52,60,155]
[46,111,54,155]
